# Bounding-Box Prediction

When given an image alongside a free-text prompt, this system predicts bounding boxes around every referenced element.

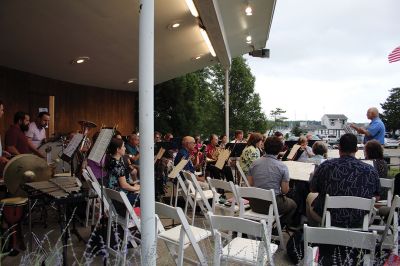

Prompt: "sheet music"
[155,147,165,161]
[62,133,84,159]
[215,149,230,170]
[168,159,188,179]
[283,161,315,182]
[327,150,365,159]
[88,128,114,163]
[287,144,301,160]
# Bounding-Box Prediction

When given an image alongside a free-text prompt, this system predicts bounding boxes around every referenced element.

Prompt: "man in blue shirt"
[351,107,385,144]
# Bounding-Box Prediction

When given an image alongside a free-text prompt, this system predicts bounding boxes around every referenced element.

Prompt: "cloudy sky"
[245,0,400,123]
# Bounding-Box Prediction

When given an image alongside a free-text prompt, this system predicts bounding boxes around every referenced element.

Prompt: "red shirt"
[5,125,31,154]
[206,144,216,160]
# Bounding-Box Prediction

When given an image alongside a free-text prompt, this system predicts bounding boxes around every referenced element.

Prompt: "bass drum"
[38,141,71,174]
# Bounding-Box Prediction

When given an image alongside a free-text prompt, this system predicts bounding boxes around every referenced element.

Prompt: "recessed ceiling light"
[168,21,182,30]
[245,6,253,16]
[72,56,90,64]
[246,35,252,44]
[127,78,137,84]
[191,55,202,61]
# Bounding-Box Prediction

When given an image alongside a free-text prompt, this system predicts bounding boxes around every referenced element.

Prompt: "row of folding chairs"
[82,166,280,265]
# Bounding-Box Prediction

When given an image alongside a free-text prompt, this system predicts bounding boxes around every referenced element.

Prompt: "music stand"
[87,128,114,263]
[225,143,247,184]
[60,133,84,177]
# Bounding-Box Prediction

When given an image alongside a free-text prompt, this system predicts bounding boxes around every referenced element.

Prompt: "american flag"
[388,46,400,63]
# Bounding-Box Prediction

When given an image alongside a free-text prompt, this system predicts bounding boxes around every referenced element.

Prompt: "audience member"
[248,136,297,227]
[306,133,380,227]
[364,140,388,178]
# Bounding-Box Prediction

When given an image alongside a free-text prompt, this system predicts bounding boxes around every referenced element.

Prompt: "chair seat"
[215,203,240,212]
[159,225,211,246]
[243,209,270,221]
[222,237,278,263]
[189,190,214,200]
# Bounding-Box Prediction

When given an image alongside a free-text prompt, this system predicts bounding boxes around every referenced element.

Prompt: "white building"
[320,114,348,137]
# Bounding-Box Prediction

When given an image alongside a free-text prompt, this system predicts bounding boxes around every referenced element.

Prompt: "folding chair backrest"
[235,186,275,203]
[322,195,375,230]
[155,202,182,222]
[82,169,92,183]
[207,177,234,193]
[380,195,400,246]
[304,225,377,265]
[380,178,394,207]
[182,171,212,211]
[105,188,141,231]
[236,161,250,187]
[209,212,265,238]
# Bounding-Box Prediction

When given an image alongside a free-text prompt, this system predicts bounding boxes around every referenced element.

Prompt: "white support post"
[139,0,156,265]
[225,68,229,138]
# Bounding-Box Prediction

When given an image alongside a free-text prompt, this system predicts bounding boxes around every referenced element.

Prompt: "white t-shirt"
[25,122,46,148]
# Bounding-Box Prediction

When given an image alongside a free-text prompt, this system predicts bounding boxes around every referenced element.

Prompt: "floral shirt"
[239,145,260,175]
[106,157,132,195]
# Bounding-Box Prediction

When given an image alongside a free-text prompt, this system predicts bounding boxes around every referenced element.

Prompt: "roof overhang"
[0,0,276,91]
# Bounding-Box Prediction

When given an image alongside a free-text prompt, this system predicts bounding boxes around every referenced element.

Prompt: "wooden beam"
[49,96,55,137]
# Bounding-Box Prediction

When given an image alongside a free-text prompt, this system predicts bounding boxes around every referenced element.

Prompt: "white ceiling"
[0,0,275,91]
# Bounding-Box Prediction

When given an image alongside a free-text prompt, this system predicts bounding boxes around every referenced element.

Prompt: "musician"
[25,111,50,149]
[248,136,297,227]
[125,133,140,165]
[106,138,140,205]
[219,134,228,149]
[5,111,44,158]
[364,140,388,179]
[350,107,385,145]
[274,131,288,159]
[0,100,10,176]
[307,141,327,166]
[296,136,314,162]
[230,129,246,143]
[164,132,173,142]
[239,132,263,176]
[154,131,162,143]
[174,136,208,189]
[206,134,234,183]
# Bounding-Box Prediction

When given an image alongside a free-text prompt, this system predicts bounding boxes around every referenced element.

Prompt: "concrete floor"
[1,188,294,265]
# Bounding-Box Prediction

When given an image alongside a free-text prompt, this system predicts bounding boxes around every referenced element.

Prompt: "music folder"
[225,143,247,158]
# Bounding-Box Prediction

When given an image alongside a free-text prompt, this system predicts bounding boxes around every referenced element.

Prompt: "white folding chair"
[155,202,211,266]
[376,178,395,207]
[236,161,250,187]
[105,188,141,265]
[304,224,377,266]
[235,186,284,249]
[207,177,238,216]
[378,195,400,255]
[209,212,278,266]
[321,195,376,231]
[182,171,213,225]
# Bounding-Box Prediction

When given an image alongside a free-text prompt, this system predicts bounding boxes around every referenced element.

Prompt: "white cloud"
[246,0,400,123]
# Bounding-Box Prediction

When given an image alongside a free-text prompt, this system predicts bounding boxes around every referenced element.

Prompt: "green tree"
[206,57,268,137]
[381,87,400,135]
[291,123,304,137]
[267,107,288,135]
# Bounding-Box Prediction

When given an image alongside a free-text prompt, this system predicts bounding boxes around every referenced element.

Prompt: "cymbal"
[78,120,97,128]
[3,154,52,196]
